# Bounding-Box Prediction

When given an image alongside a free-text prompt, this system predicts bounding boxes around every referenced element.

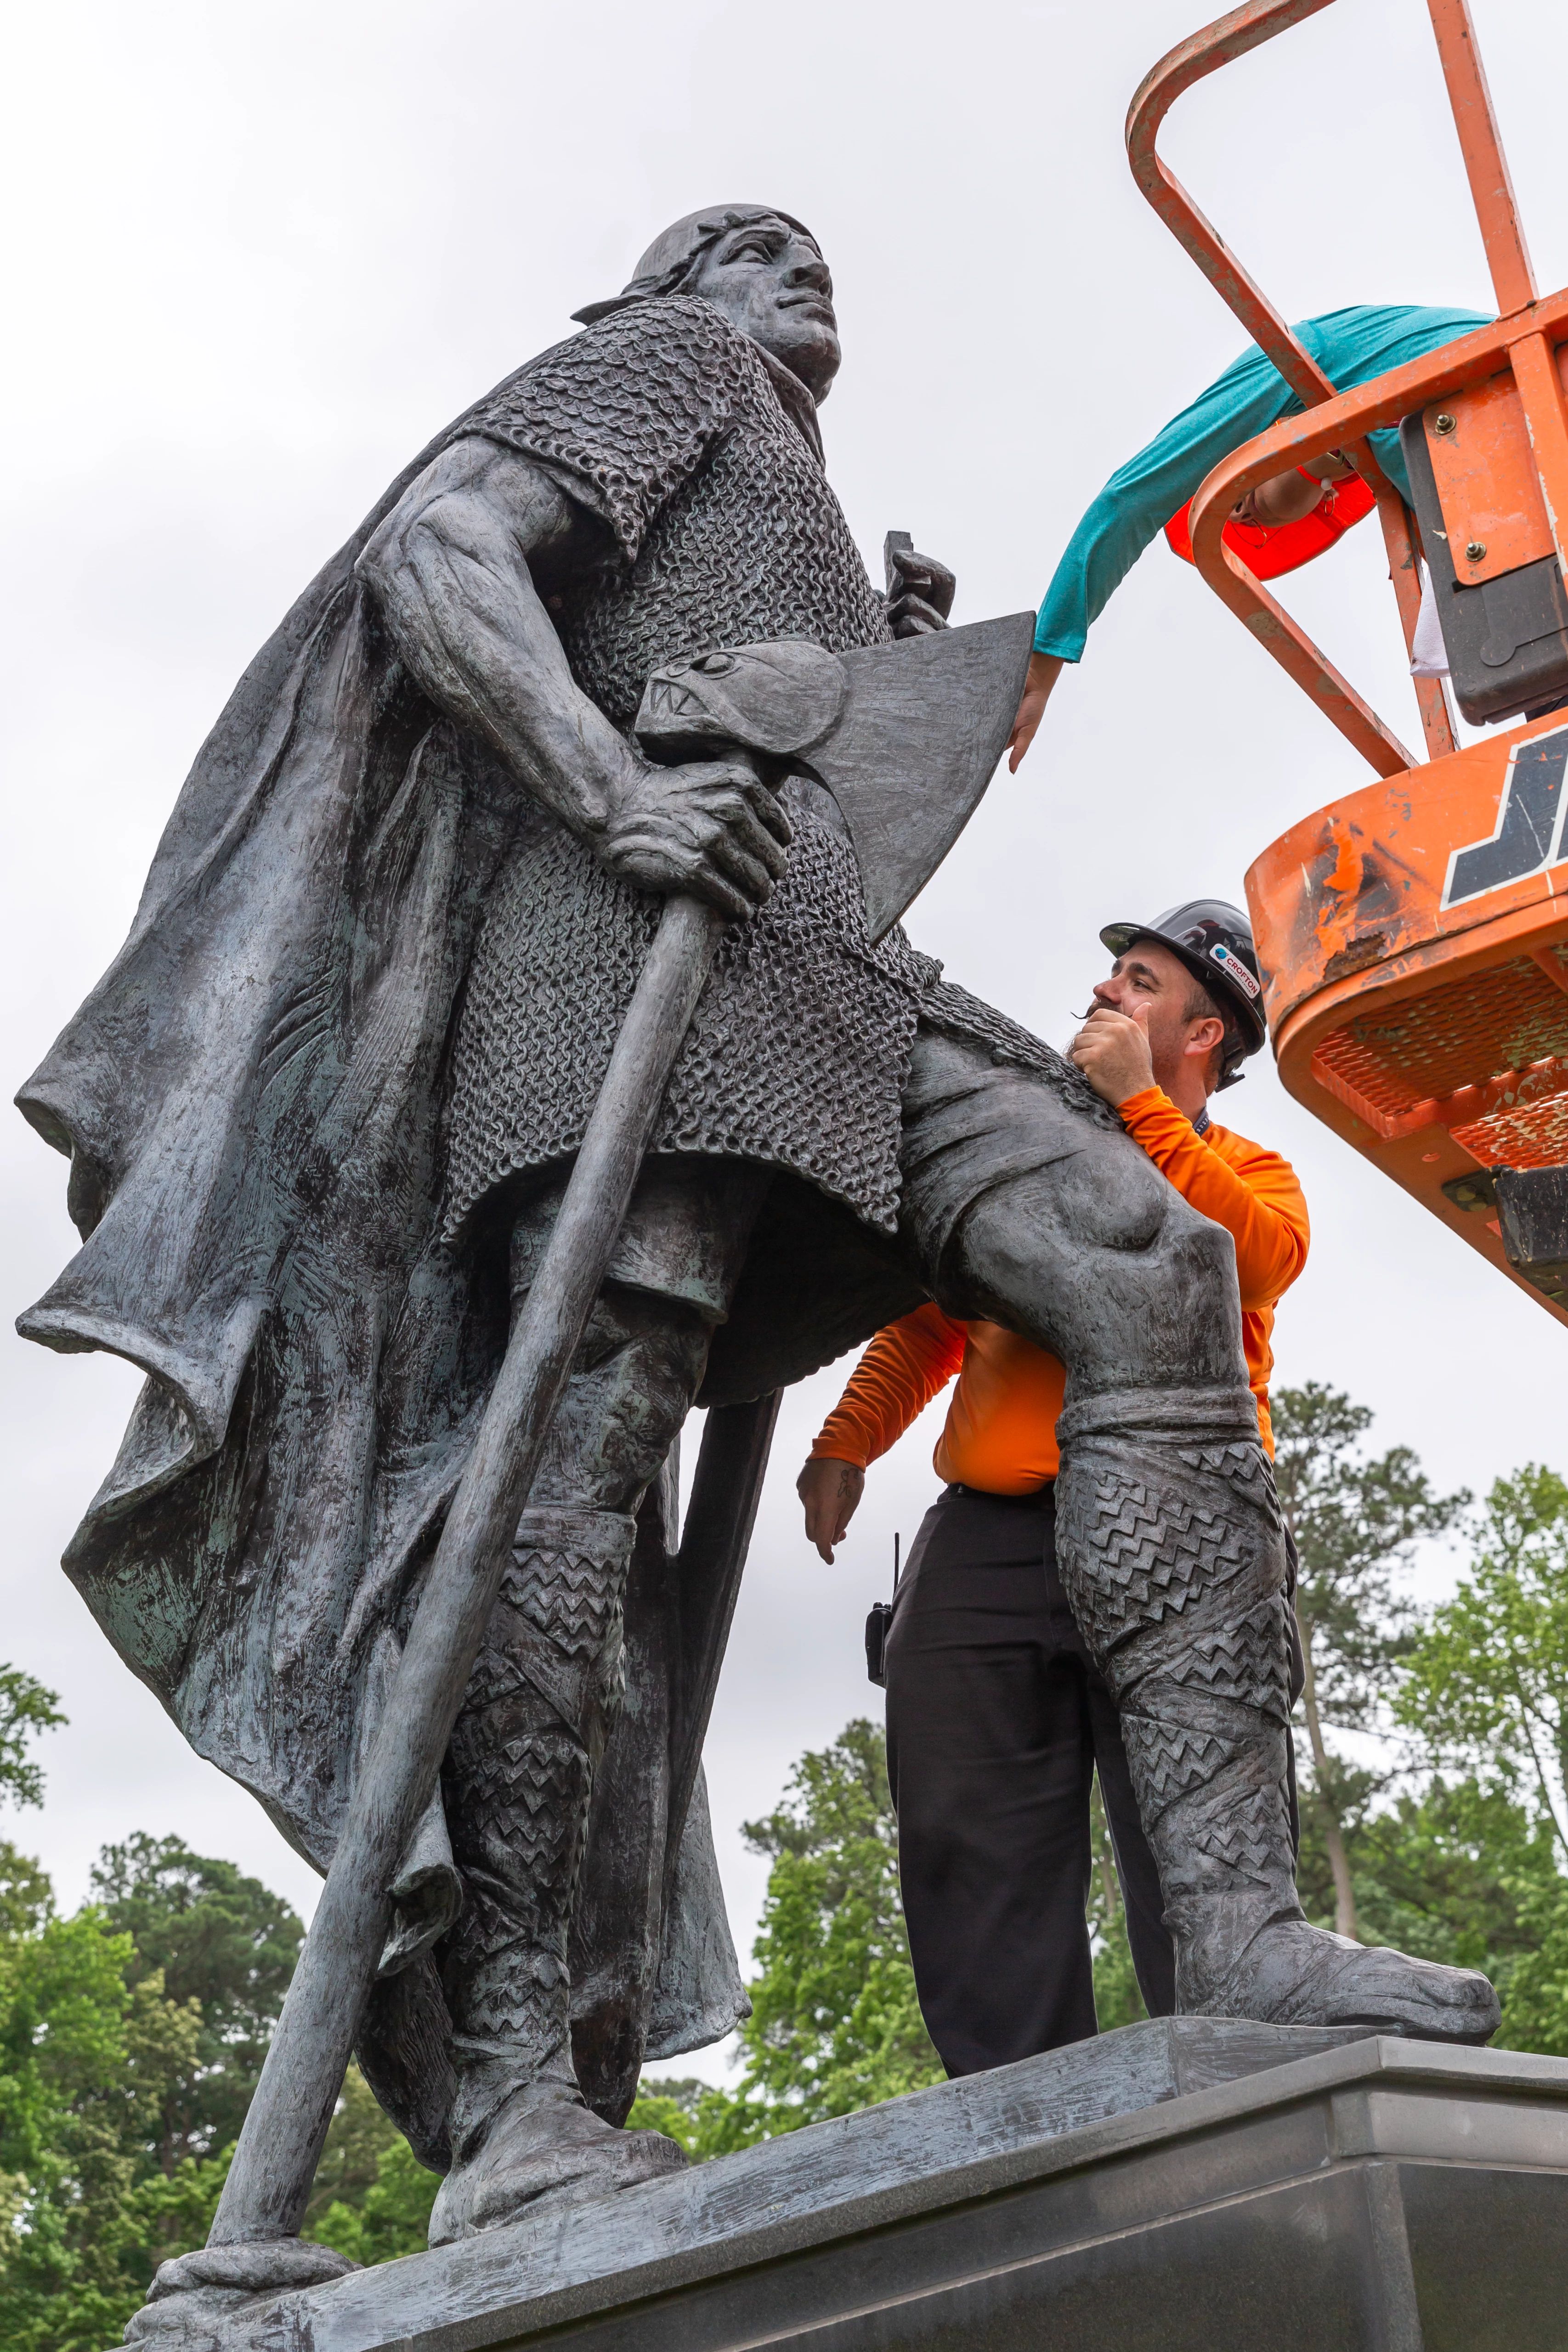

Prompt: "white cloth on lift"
[1410,558,1451,676]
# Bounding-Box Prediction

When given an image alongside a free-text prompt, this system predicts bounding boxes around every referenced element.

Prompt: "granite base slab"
[193,2019,1568,2352]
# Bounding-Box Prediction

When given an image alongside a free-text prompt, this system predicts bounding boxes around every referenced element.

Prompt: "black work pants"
[884,1482,1176,2076]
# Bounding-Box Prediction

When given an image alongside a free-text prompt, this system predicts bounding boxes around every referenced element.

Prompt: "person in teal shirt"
[1008,303,1488,766]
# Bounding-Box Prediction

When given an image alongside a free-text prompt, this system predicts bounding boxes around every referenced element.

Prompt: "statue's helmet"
[573,204,821,327]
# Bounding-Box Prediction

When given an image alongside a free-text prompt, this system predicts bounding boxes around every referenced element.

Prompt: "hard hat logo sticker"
[1210,943,1260,996]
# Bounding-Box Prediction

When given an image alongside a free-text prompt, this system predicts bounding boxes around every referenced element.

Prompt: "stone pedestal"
[203,2021,1568,2352]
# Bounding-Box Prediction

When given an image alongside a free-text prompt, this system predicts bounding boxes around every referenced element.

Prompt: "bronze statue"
[17,205,1497,2281]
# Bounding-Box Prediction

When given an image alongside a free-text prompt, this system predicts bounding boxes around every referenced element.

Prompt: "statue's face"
[685,216,841,402]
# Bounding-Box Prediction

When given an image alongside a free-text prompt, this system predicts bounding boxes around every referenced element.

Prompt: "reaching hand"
[1069,1000,1157,1108]
[1007,651,1062,772]
[887,548,956,639]
[797,1456,866,1564]
[599,753,793,921]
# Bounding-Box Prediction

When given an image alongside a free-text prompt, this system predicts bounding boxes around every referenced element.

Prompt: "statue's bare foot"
[1180,1903,1500,2044]
[428,2081,687,2245]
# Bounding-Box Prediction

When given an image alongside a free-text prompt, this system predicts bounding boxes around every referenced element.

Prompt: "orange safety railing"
[1128,0,1568,1320]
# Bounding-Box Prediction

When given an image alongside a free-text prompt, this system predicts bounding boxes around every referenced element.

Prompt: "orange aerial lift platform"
[1132,0,1568,1321]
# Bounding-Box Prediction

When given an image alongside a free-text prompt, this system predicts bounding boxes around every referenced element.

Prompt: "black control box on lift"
[1400,412,1568,728]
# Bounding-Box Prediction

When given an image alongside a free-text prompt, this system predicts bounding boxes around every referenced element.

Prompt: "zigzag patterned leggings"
[440,1221,742,2154]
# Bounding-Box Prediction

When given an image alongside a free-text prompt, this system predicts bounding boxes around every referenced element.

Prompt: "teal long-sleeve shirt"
[1034,303,1490,661]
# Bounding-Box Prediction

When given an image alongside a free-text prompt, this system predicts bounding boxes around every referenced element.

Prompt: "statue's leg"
[430,1159,763,2242]
[901,1029,1499,2042]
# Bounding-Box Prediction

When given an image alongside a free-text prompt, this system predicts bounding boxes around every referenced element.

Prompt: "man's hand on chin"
[1069,1004,1157,1109]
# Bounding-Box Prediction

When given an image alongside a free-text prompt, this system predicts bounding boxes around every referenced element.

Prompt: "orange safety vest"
[1163,467,1376,581]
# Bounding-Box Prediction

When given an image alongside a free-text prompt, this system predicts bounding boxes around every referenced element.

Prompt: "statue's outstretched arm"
[357,438,790,919]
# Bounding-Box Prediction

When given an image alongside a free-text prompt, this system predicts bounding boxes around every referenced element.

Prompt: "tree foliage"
[0,1839,436,2352]
[306,2133,440,2266]
[1264,1413,1568,2055]
[90,1836,302,2171]
[0,1842,232,2352]
[734,1718,941,2120]
[1387,1462,1568,2056]
[630,1721,943,2155]
[0,1672,64,1816]
[1086,1780,1149,2035]
[1397,1464,1568,1854]
[1272,1382,1468,1939]
[0,1662,436,2342]
[0,1656,429,2349]
[304,2067,438,2262]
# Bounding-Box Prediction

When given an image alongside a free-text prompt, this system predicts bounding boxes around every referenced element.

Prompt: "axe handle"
[211,888,725,2246]
[667,1386,783,1903]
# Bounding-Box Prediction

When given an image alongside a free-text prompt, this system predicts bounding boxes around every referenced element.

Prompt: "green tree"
[623,2074,710,2149]
[631,1721,942,2155]
[304,2065,439,2263]
[1086,1781,1149,2035]
[0,1843,232,2352]
[303,2063,399,2229]
[0,1854,436,2348]
[1494,1867,1568,2056]
[1393,1463,1568,2053]
[0,1669,64,1814]
[1397,1464,1568,1854]
[90,1836,301,2170]
[0,1719,313,2352]
[308,2133,440,2265]
[0,1663,436,2339]
[1273,1383,1468,1940]
[0,1842,130,2284]
[725,1717,942,2137]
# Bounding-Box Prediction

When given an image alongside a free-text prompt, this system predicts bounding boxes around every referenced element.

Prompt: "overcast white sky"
[5,0,1567,2086]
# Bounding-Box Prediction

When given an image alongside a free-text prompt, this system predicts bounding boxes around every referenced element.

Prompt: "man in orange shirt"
[798,904,1309,2073]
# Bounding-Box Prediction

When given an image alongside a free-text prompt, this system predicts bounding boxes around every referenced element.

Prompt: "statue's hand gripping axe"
[209,610,1034,2249]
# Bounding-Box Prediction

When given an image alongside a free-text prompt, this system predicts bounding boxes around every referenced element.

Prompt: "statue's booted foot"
[1173,1896,1501,2044]
[432,1505,688,2247]
[429,2080,687,2245]
[1053,1400,1503,2050]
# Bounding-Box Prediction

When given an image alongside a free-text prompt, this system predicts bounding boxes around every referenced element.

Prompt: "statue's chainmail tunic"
[444,295,1070,1239]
